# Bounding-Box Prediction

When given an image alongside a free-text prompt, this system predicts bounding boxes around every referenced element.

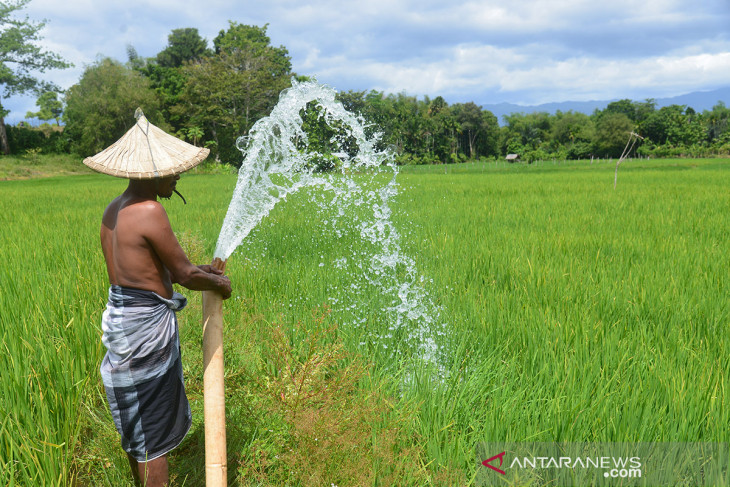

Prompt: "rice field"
[0,157,728,485]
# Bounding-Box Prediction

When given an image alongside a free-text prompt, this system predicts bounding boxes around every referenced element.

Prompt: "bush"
[237,311,430,486]
[305,152,342,173]
[4,125,69,155]
[566,142,593,160]
[524,148,549,163]
[395,153,438,165]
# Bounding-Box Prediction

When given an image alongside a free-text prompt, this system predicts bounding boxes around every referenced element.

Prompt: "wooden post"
[202,257,227,486]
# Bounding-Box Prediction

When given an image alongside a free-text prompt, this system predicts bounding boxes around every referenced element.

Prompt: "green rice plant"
[393,158,730,480]
[0,175,110,485]
[2,158,729,485]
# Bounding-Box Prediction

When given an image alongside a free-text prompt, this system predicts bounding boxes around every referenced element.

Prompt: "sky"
[5,0,730,123]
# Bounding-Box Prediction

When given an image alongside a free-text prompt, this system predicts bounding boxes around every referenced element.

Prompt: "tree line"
[61,23,296,165]
[335,93,730,164]
[2,2,729,164]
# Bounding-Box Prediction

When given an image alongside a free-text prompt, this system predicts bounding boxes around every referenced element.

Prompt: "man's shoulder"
[127,199,165,212]
[105,194,165,214]
[106,197,169,228]
[125,199,170,226]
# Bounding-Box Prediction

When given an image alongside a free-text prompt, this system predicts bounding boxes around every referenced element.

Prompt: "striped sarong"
[100,285,192,462]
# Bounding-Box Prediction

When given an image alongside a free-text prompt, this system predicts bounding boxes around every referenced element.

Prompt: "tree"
[551,111,592,145]
[156,28,211,68]
[501,112,552,154]
[213,22,292,79]
[177,23,293,164]
[477,109,500,158]
[0,0,71,153]
[551,111,594,159]
[425,96,460,163]
[130,29,211,132]
[594,112,634,157]
[703,101,730,145]
[639,105,704,147]
[450,102,499,159]
[186,126,203,146]
[126,44,146,70]
[603,99,637,121]
[349,90,432,160]
[25,90,62,125]
[139,63,189,128]
[451,102,481,159]
[64,58,162,156]
[663,105,703,147]
[633,99,656,124]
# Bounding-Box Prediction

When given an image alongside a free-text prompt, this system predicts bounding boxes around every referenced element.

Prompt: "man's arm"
[170,265,224,284]
[139,202,232,299]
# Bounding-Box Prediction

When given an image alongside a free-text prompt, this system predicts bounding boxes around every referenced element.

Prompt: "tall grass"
[395,158,730,476]
[1,158,728,485]
[0,175,110,485]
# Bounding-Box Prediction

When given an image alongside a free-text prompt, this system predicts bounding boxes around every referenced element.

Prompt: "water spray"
[202,79,446,485]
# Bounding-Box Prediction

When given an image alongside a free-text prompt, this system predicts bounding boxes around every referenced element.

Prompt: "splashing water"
[214,79,447,367]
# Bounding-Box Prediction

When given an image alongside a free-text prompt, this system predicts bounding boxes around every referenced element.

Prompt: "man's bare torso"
[101,193,175,298]
[100,177,231,302]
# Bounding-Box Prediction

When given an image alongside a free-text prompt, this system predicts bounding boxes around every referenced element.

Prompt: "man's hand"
[198,264,232,299]
[216,274,232,300]
[197,264,224,275]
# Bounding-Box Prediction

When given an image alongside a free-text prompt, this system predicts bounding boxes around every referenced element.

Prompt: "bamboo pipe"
[202,257,227,486]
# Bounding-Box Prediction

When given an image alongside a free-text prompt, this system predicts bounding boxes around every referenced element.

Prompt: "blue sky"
[6,0,730,123]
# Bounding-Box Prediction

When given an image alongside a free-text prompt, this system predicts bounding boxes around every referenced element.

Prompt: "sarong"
[100,285,192,462]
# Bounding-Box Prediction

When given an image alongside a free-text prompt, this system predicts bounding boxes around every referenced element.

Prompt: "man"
[85,110,231,486]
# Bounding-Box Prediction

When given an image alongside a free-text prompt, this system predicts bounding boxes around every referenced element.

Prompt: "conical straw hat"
[83,108,209,179]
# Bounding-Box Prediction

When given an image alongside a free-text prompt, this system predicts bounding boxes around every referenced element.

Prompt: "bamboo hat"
[83,108,209,179]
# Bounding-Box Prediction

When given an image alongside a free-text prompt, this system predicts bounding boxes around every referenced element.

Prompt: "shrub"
[237,309,429,486]
[566,142,593,160]
[4,125,69,155]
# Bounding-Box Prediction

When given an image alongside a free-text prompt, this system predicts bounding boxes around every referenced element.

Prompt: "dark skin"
[101,174,231,487]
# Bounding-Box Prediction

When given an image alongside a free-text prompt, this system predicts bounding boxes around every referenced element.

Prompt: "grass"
[0,157,729,485]
[0,153,94,180]
[0,153,237,180]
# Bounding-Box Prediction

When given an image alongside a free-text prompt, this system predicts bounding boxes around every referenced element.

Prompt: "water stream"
[214,79,446,367]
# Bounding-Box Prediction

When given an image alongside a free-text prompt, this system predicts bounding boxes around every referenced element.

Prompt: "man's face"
[157,174,181,199]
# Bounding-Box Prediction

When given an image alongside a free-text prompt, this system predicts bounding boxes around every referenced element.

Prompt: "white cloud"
[306,41,730,105]
[1,0,728,123]
[497,52,730,101]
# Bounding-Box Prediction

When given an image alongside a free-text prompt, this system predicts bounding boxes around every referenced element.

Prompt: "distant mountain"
[482,87,730,124]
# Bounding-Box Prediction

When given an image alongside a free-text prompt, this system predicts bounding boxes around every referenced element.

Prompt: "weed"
[238,311,428,486]
[24,147,43,165]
